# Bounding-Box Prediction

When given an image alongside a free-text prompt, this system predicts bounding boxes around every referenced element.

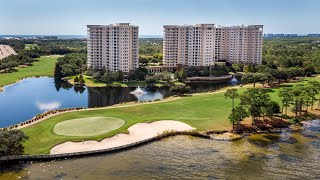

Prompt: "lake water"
[1,119,319,179]
[0,77,239,128]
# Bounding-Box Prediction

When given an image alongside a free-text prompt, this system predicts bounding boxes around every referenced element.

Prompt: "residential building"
[87,23,139,72]
[163,24,263,67]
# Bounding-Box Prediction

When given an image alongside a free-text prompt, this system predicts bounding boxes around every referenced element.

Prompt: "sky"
[1,0,320,35]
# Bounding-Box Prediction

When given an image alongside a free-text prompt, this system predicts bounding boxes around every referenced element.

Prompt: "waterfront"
[1,120,319,179]
[0,77,239,128]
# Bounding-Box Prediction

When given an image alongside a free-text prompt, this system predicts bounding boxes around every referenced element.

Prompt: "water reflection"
[36,101,61,111]
[0,77,240,127]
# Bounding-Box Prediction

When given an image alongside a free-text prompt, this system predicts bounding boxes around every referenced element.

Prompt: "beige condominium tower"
[163,24,263,67]
[87,23,139,72]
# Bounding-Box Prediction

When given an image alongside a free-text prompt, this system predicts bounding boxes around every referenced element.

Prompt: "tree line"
[224,80,320,132]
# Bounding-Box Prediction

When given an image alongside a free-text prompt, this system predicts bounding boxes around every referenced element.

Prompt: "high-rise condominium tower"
[87,23,139,72]
[163,24,263,67]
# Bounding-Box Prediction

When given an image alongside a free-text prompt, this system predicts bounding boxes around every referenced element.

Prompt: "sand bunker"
[0,45,17,59]
[50,120,195,154]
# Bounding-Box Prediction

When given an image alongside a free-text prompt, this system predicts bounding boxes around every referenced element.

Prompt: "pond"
[0,77,240,128]
[1,119,319,179]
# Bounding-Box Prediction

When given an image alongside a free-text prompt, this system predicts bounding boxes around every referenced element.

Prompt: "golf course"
[21,76,320,155]
[0,55,61,88]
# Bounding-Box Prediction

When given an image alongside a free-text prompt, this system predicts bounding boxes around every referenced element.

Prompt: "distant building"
[307,34,320,37]
[163,24,263,67]
[264,33,299,39]
[87,23,139,72]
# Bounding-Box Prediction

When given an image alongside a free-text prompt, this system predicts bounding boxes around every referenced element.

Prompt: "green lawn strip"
[22,76,320,154]
[0,55,61,88]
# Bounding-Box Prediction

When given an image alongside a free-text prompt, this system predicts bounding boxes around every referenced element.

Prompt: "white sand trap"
[50,120,195,154]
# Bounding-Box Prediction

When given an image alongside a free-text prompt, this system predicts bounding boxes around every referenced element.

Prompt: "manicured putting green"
[53,117,125,136]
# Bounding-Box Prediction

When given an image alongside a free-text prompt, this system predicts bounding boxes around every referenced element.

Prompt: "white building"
[163,24,263,67]
[87,23,139,72]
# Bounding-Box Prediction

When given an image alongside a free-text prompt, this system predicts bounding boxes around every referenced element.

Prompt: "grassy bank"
[21,76,319,154]
[67,75,147,87]
[0,55,61,88]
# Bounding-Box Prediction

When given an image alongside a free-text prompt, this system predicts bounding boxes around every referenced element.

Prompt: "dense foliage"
[0,130,29,157]
[54,53,87,78]
[139,38,163,65]
[225,80,320,132]
[0,50,41,72]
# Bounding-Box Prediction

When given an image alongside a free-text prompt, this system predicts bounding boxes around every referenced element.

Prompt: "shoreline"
[0,76,53,92]
[0,119,318,164]
[0,55,61,92]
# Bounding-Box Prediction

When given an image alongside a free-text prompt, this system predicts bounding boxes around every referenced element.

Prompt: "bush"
[74,75,79,82]
[170,84,191,94]
[0,130,29,157]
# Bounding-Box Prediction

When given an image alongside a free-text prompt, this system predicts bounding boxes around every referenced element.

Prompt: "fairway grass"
[0,55,61,88]
[54,117,125,136]
[22,76,320,155]
[24,44,38,50]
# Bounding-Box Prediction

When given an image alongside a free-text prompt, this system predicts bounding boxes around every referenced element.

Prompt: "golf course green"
[54,117,125,136]
[21,76,320,155]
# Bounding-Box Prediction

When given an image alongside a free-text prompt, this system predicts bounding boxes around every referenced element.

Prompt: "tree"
[145,75,160,85]
[175,68,187,82]
[79,75,85,84]
[291,85,304,118]
[129,67,149,81]
[224,89,239,131]
[170,84,190,94]
[231,63,244,72]
[307,81,320,110]
[240,88,271,125]
[265,101,281,119]
[0,130,29,157]
[74,75,79,82]
[54,62,63,78]
[279,88,293,117]
[229,106,248,132]
[241,73,256,87]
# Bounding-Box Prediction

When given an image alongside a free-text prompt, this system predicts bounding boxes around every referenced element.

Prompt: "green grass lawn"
[0,55,61,88]
[24,44,38,50]
[21,76,320,154]
[54,117,125,136]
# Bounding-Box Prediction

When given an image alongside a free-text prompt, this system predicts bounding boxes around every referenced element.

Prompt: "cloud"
[36,101,61,111]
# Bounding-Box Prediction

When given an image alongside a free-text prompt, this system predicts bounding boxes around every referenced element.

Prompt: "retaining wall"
[0,131,209,164]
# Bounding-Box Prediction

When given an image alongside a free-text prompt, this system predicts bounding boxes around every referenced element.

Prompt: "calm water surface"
[0,120,319,179]
[0,77,239,128]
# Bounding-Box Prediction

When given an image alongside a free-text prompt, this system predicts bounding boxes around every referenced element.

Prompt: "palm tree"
[224,89,239,131]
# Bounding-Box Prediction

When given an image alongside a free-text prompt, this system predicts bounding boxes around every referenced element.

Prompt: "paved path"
[0,45,17,59]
